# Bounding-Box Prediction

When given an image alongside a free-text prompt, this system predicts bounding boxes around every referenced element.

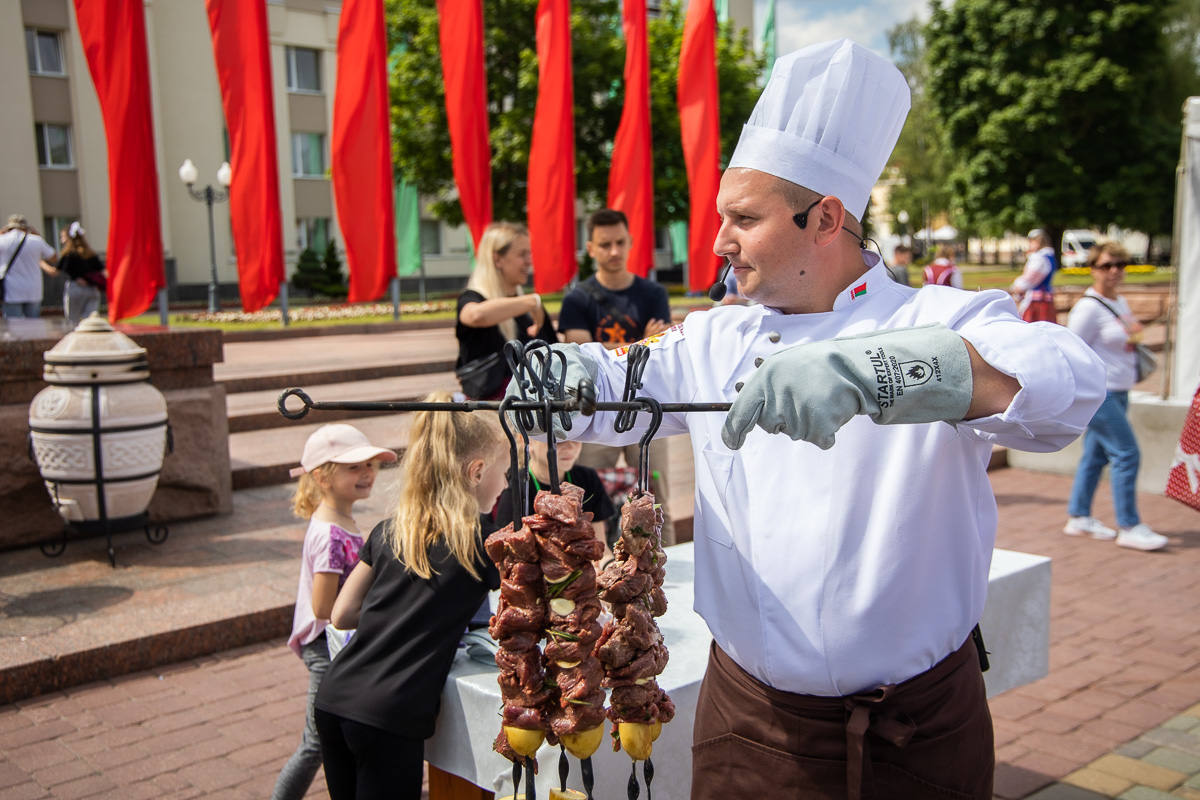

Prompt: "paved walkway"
[0,466,1197,798]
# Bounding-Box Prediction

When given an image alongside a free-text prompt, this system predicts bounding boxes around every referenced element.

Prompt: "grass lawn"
[121,265,1175,332]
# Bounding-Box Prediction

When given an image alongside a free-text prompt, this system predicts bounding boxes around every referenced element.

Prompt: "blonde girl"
[455,221,558,399]
[313,393,507,800]
[273,424,396,800]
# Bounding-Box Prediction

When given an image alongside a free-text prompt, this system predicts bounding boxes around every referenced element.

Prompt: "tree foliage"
[925,0,1182,244]
[885,18,957,237]
[385,0,763,227]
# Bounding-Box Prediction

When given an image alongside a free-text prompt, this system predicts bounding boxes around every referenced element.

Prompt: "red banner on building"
[205,0,285,312]
[73,0,164,323]
[437,0,492,251]
[607,0,654,278]
[528,0,577,293]
[679,0,722,293]
[333,0,397,302]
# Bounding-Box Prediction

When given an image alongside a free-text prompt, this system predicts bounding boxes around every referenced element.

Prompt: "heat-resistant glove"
[504,342,601,437]
[722,323,975,450]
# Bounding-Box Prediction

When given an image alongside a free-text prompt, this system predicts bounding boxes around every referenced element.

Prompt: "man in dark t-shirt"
[557,209,676,545]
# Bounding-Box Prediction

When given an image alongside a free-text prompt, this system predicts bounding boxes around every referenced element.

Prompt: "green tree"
[291,247,324,294]
[323,239,344,287]
[385,0,762,227]
[926,0,1181,249]
[884,18,956,240]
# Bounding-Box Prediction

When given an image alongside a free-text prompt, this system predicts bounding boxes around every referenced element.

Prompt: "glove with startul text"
[504,342,601,438]
[721,323,975,450]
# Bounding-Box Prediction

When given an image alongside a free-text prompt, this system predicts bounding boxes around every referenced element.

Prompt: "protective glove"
[504,342,601,437]
[722,323,974,450]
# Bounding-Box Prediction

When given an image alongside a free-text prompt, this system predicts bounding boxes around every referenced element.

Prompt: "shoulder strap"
[1084,294,1121,318]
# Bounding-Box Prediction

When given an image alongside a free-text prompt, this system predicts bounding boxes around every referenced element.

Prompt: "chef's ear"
[812,197,847,247]
[465,458,485,486]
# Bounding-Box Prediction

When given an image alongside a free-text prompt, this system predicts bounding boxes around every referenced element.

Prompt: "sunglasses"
[1093,261,1127,271]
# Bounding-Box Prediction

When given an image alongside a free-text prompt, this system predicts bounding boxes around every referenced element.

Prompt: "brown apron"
[691,639,994,800]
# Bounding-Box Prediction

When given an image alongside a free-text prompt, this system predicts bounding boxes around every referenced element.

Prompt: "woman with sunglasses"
[1063,242,1168,550]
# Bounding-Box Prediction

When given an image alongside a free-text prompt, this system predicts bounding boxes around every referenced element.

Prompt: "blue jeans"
[1067,391,1141,528]
[2,301,40,318]
[271,635,331,800]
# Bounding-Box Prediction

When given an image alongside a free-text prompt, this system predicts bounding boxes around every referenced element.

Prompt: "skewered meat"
[594,491,673,761]
[486,480,609,771]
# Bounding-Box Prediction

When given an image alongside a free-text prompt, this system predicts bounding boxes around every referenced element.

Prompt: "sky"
[751,0,930,60]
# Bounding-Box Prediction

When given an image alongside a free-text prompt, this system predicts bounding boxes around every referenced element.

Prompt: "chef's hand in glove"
[504,343,601,437]
[722,324,975,450]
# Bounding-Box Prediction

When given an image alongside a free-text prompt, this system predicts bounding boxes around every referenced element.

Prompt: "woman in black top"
[314,393,507,800]
[455,221,557,399]
[52,222,104,329]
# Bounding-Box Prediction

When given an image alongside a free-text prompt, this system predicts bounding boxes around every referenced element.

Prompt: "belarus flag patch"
[849,281,867,301]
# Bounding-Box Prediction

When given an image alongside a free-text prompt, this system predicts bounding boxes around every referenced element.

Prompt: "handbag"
[82,270,107,291]
[1085,295,1159,382]
[455,351,510,399]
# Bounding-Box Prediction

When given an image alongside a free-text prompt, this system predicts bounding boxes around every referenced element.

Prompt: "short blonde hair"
[291,462,340,519]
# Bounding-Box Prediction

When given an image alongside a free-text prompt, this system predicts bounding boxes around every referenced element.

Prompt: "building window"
[419,220,441,255]
[291,133,325,177]
[297,218,330,253]
[35,123,73,168]
[43,217,74,246]
[286,47,321,93]
[25,29,64,75]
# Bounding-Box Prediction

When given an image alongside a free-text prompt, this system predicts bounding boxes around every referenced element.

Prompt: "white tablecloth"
[425,543,1050,799]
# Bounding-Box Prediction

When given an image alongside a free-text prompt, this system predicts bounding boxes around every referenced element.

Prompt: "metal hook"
[636,397,664,495]
[498,396,525,530]
[615,345,651,433]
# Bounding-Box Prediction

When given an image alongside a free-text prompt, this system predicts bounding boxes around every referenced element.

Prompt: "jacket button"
[735,381,744,392]
[767,331,781,343]
[754,357,764,367]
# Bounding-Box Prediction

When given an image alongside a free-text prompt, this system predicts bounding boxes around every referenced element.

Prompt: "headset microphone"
[708,261,734,302]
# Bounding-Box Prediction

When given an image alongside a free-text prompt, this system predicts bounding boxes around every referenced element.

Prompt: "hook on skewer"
[615,345,651,433]
[558,744,569,792]
[635,397,664,495]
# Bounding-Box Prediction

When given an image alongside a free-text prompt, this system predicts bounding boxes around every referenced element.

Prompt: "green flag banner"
[714,0,728,24]
[395,180,422,277]
[762,0,776,73]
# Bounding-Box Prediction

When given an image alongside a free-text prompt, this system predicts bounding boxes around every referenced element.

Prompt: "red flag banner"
[72,0,164,322]
[333,0,397,302]
[678,0,722,294]
[205,0,285,312]
[528,0,577,294]
[437,0,492,251]
[607,0,654,278]
[1166,384,1200,513]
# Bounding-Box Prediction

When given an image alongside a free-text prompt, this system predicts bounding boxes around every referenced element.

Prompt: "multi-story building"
[1,0,754,308]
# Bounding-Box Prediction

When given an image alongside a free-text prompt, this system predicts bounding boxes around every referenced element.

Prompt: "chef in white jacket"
[516,40,1106,799]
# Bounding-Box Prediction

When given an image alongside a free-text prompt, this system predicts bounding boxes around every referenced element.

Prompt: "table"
[426,543,1050,799]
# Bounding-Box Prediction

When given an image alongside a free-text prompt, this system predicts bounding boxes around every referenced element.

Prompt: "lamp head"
[178,159,198,186]
[217,162,232,188]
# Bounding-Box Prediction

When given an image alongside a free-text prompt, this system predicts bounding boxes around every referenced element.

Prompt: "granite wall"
[0,324,232,551]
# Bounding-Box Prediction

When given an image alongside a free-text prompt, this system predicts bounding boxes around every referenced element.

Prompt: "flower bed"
[176,301,455,325]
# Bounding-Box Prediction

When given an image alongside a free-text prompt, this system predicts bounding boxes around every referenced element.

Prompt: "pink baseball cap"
[289,424,397,478]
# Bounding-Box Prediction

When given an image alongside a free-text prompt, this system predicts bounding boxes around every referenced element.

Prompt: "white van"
[1061,230,1099,268]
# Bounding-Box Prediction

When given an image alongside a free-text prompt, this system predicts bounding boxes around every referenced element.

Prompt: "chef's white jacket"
[569,254,1106,697]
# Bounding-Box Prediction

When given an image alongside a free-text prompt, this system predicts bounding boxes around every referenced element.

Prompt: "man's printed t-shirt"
[558,275,671,344]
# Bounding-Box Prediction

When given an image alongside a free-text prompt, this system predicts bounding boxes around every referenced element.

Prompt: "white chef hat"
[728,39,911,221]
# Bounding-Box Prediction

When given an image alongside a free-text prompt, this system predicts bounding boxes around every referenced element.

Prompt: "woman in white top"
[1064,242,1168,550]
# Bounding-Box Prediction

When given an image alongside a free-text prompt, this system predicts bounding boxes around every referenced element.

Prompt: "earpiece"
[793,199,821,230]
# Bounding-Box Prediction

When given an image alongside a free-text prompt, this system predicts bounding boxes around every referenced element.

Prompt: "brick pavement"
[992,468,1200,799]
[1,467,1197,798]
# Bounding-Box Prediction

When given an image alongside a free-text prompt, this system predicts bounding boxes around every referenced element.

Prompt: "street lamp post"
[178,159,232,313]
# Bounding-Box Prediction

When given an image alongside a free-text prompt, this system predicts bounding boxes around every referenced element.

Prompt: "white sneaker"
[1116,524,1169,551]
[1064,516,1117,540]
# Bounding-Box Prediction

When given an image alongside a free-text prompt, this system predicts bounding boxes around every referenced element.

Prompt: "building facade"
[1,0,754,308]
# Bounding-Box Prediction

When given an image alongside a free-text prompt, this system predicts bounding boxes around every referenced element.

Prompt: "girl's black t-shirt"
[59,252,103,281]
[314,518,500,740]
[455,289,557,368]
